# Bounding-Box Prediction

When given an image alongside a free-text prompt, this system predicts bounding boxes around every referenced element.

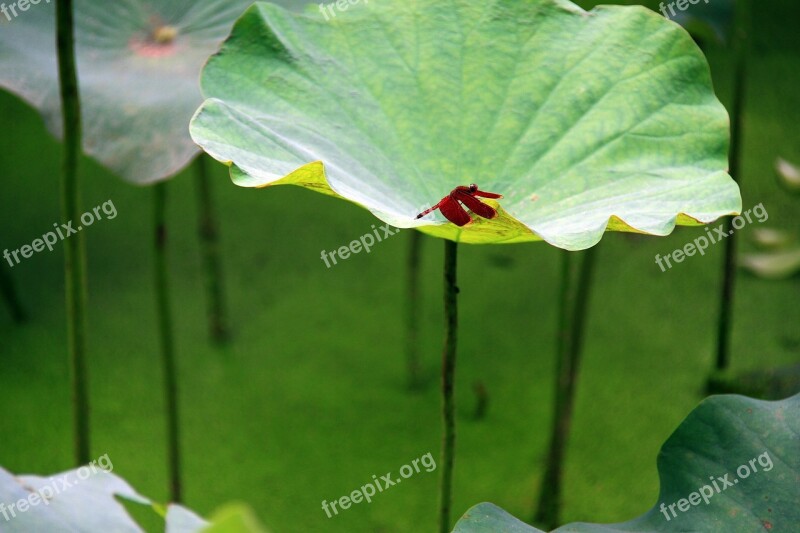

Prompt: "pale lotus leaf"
[0,0,304,183]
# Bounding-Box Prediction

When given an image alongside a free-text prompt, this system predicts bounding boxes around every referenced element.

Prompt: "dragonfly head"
[468,183,478,193]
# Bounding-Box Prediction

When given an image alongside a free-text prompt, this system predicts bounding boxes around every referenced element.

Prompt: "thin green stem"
[56,0,90,465]
[406,230,423,390]
[155,182,182,502]
[194,154,229,344]
[715,0,749,372]
[439,239,458,533]
[534,246,598,529]
[0,264,27,322]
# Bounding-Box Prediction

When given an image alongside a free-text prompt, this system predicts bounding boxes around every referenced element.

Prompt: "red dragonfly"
[415,184,503,227]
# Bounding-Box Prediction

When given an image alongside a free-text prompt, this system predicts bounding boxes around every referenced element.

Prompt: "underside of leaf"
[191,0,740,248]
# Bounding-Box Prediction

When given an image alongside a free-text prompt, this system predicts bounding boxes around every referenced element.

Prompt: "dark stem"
[56,0,90,465]
[194,154,229,344]
[438,239,458,533]
[154,183,182,502]
[0,264,27,322]
[406,230,423,389]
[715,223,736,372]
[714,0,748,372]
[534,245,598,529]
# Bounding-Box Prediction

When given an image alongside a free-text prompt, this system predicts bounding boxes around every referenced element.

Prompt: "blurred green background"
[1,0,798,531]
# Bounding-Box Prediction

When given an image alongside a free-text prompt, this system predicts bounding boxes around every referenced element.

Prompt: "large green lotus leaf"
[190,0,740,248]
[0,464,206,531]
[0,0,304,184]
[454,393,800,532]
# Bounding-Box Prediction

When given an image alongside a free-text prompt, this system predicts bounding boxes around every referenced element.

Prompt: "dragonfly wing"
[474,189,503,199]
[456,191,498,220]
[439,196,472,226]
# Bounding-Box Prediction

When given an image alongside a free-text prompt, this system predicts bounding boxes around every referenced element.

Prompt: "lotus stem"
[194,154,229,344]
[154,182,182,502]
[56,0,90,465]
[439,239,458,533]
[535,245,598,529]
[714,0,749,372]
